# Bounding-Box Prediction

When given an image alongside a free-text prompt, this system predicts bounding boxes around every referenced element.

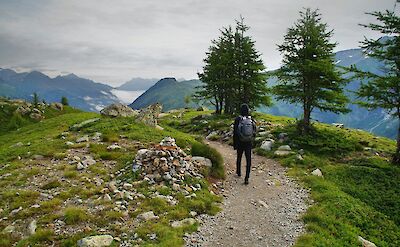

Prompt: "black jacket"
[233,115,256,150]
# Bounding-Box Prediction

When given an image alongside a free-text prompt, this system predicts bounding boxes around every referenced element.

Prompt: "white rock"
[107,144,121,150]
[76,162,86,170]
[28,220,37,235]
[122,183,133,190]
[358,236,377,247]
[274,150,291,156]
[77,234,114,247]
[171,218,196,228]
[191,156,212,167]
[311,168,323,177]
[277,145,291,151]
[76,135,89,143]
[261,140,274,151]
[66,141,74,146]
[137,211,159,221]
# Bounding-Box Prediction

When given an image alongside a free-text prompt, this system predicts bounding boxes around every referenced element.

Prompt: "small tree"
[273,8,349,133]
[61,96,69,106]
[32,92,39,106]
[352,10,400,165]
[184,95,191,108]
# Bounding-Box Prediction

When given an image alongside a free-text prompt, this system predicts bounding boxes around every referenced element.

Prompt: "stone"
[70,118,100,131]
[358,236,377,247]
[76,162,86,170]
[28,220,37,235]
[171,218,196,228]
[77,234,114,247]
[206,131,219,140]
[260,139,274,151]
[32,154,44,160]
[136,103,163,126]
[191,156,212,167]
[296,154,304,160]
[278,145,291,151]
[108,181,118,193]
[82,156,96,166]
[104,194,112,201]
[137,211,159,221]
[107,144,121,150]
[123,183,133,190]
[10,206,23,215]
[66,141,74,146]
[274,150,291,156]
[332,123,344,128]
[76,135,89,143]
[29,112,43,121]
[172,183,180,191]
[155,125,164,131]
[100,103,139,117]
[50,102,63,111]
[189,211,197,217]
[311,168,323,177]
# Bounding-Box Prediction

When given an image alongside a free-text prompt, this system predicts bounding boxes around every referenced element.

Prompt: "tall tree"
[32,92,39,106]
[273,8,349,133]
[196,18,270,115]
[352,10,400,165]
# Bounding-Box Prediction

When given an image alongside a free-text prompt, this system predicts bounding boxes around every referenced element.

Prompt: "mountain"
[0,69,119,112]
[128,46,397,139]
[129,78,202,111]
[116,77,158,91]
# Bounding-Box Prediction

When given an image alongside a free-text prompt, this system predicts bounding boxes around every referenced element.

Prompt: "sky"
[0,0,398,86]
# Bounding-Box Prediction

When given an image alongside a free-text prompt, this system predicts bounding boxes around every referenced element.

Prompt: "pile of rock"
[132,137,209,186]
[136,103,163,127]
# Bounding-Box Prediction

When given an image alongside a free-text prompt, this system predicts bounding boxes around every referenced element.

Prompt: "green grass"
[63,207,90,225]
[170,109,400,247]
[191,141,225,179]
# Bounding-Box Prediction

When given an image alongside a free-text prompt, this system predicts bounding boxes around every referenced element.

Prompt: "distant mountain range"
[116,77,158,91]
[0,69,119,112]
[128,45,397,139]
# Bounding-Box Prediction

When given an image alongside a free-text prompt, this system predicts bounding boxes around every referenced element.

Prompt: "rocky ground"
[185,141,309,247]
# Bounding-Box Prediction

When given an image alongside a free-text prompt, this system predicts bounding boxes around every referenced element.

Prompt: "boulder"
[260,139,274,151]
[137,211,159,221]
[191,156,212,167]
[107,144,121,150]
[77,235,114,247]
[28,220,37,235]
[29,112,43,121]
[171,218,196,228]
[15,105,31,115]
[358,236,377,247]
[100,103,138,117]
[76,135,89,143]
[274,150,291,156]
[311,168,323,177]
[278,145,291,151]
[136,103,163,126]
[50,102,63,111]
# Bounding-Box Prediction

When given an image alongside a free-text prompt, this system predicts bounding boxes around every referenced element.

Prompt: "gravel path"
[185,141,309,247]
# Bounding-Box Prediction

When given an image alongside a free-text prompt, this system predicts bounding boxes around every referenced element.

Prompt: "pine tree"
[352,10,400,165]
[32,92,39,106]
[61,96,69,106]
[273,8,349,133]
[196,18,270,115]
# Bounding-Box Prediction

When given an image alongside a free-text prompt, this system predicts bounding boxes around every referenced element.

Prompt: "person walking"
[233,104,256,185]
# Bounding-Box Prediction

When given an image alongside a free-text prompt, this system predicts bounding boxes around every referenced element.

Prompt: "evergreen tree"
[32,92,39,106]
[61,96,69,106]
[273,8,349,133]
[352,10,400,165]
[196,18,270,115]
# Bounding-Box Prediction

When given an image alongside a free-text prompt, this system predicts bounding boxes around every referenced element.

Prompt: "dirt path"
[185,141,309,247]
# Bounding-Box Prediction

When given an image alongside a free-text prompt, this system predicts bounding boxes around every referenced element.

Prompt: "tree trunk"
[214,96,221,115]
[393,118,400,165]
[303,104,311,134]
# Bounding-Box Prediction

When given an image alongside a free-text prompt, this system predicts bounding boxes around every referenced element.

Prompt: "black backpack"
[237,116,255,142]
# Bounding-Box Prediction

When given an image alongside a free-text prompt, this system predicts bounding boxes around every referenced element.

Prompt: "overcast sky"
[0,0,398,86]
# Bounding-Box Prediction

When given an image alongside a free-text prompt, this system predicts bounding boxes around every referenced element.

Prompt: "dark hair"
[240,104,249,116]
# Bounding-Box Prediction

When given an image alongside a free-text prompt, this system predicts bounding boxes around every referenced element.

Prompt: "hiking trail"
[185,141,309,247]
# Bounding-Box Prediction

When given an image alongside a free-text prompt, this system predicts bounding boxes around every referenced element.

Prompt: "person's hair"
[240,104,249,116]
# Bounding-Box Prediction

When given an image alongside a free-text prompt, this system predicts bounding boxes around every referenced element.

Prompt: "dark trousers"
[236,145,252,180]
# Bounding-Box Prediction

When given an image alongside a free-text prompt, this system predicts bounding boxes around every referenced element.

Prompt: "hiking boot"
[244,178,249,185]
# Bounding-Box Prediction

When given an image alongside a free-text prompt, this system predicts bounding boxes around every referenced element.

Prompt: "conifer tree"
[61,96,69,106]
[32,92,39,106]
[352,10,400,165]
[273,8,349,133]
[196,18,270,114]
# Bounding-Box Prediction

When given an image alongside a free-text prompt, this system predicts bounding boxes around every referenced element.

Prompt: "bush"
[191,142,225,179]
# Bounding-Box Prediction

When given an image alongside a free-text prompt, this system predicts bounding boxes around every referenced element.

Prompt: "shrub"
[191,142,225,179]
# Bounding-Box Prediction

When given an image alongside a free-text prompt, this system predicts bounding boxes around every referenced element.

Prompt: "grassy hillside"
[161,109,400,247]
[0,108,224,246]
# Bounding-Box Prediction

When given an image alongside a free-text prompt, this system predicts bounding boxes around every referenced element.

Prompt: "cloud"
[0,0,397,86]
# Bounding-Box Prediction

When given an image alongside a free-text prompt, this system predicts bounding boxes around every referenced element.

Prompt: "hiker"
[233,104,256,185]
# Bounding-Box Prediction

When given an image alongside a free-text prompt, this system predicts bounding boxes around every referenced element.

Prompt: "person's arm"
[252,119,257,138]
[233,117,239,149]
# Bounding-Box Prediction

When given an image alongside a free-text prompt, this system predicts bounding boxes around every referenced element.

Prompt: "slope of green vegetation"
[162,109,400,247]
[0,108,223,246]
